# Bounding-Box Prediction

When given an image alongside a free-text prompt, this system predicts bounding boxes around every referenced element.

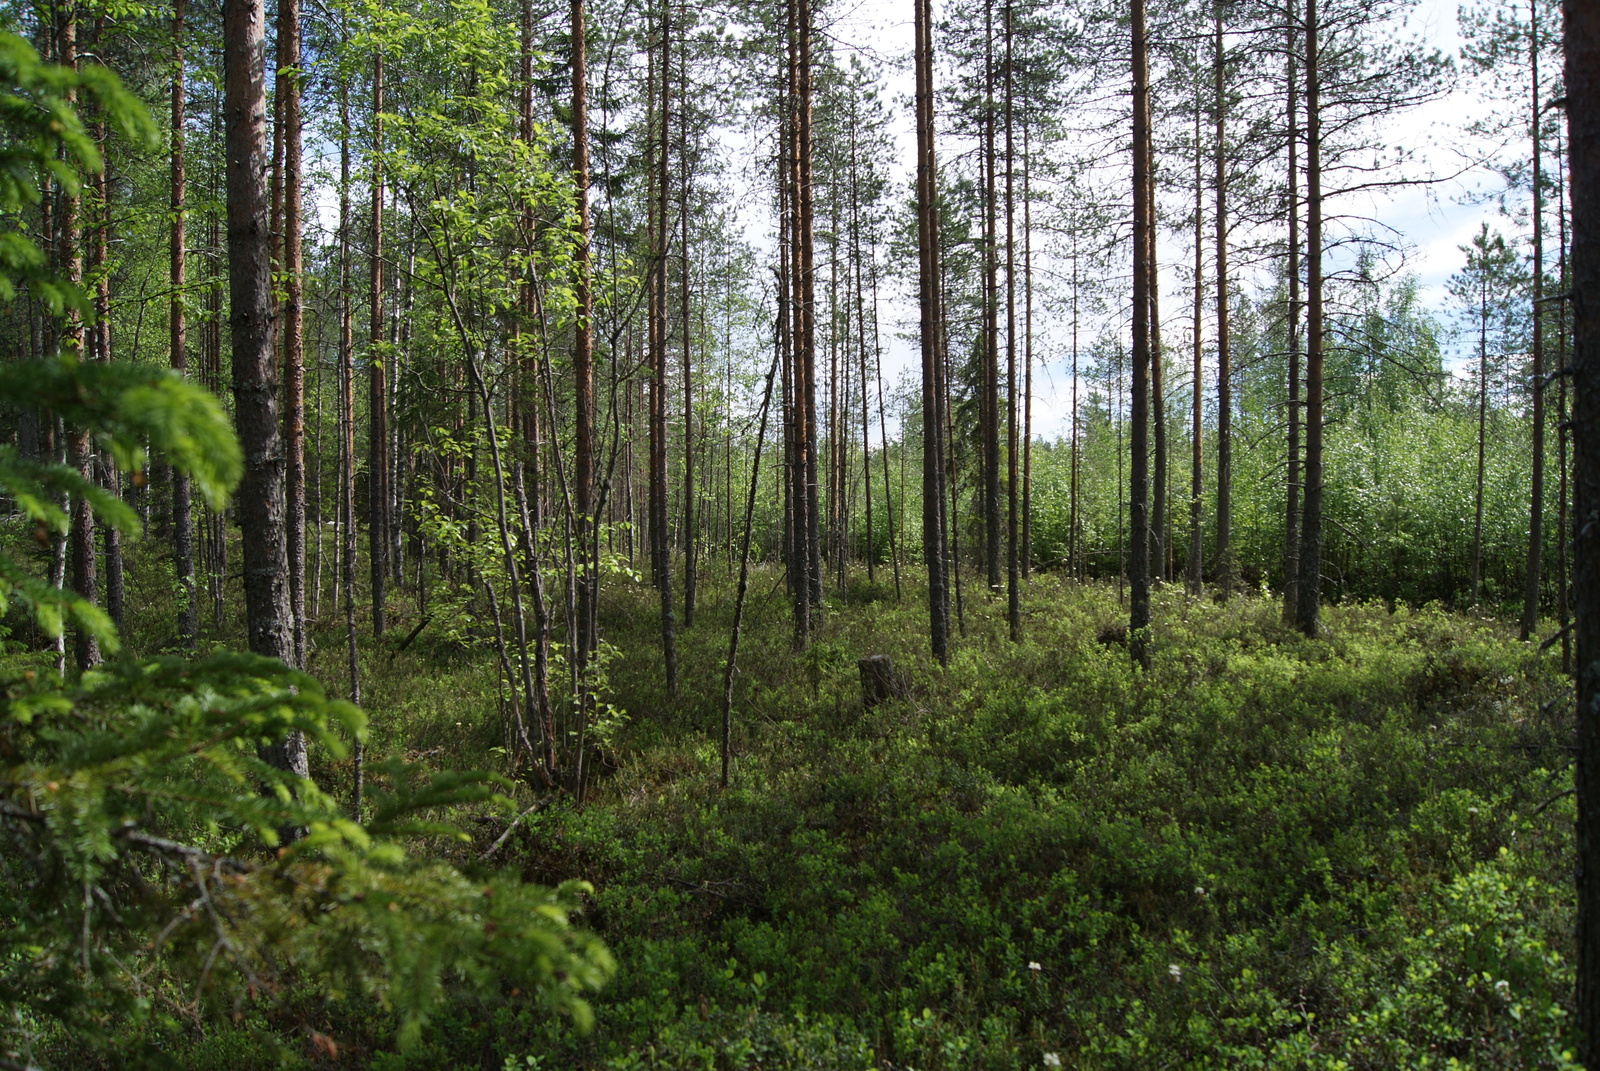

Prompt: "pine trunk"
[225,0,303,773]
[1569,0,1600,1055]
[1130,0,1151,667]
[280,0,305,668]
[914,0,949,664]
[1295,0,1325,637]
[172,0,197,649]
[1521,3,1546,640]
[1213,7,1233,598]
[1284,6,1302,620]
[369,52,388,637]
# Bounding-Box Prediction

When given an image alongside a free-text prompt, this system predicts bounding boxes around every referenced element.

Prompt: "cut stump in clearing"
[859,654,903,708]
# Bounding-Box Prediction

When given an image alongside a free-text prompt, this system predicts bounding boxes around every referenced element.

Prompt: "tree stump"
[858,654,903,708]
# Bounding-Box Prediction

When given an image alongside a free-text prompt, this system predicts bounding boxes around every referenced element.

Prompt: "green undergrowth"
[160,576,1577,1069]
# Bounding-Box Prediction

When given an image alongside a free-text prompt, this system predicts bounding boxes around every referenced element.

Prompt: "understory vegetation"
[60,562,1576,1069]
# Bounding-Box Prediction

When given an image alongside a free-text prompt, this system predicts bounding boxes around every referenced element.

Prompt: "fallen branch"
[1539,622,1574,652]
[390,615,433,660]
[1531,788,1576,818]
[477,796,555,863]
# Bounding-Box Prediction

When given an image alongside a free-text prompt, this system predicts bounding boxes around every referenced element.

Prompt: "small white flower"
[1195,885,1207,897]
[1168,963,1183,981]
[1043,1054,1062,1069]
[1495,979,1511,998]
[1028,961,1043,973]
[1468,806,1480,815]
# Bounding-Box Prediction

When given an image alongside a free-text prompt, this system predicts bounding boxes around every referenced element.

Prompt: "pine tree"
[224,0,302,773]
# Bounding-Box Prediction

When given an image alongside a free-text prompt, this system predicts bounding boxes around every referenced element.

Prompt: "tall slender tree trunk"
[828,216,843,589]
[206,172,228,633]
[1558,129,1572,672]
[871,250,901,597]
[172,0,197,650]
[1070,252,1080,577]
[571,0,597,741]
[798,0,821,616]
[369,52,388,637]
[777,151,796,609]
[1130,0,1152,666]
[338,59,362,812]
[983,0,1002,594]
[57,11,99,673]
[1567,0,1600,1057]
[280,0,305,669]
[1473,263,1489,605]
[1189,71,1204,597]
[914,0,949,664]
[88,16,120,632]
[225,0,303,774]
[850,117,876,586]
[1004,0,1020,639]
[1149,150,1168,583]
[312,329,324,619]
[1284,8,1302,619]
[1021,121,1034,580]
[679,7,696,629]
[651,7,678,689]
[1213,6,1234,598]
[1522,1,1546,639]
[942,277,966,635]
[1295,0,1325,637]
[784,0,811,645]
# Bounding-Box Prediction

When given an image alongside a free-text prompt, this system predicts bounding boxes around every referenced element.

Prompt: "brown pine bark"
[1213,5,1234,598]
[1472,234,1492,606]
[1130,0,1151,667]
[172,0,197,650]
[1004,0,1019,639]
[1295,0,1325,637]
[225,0,303,774]
[784,0,811,646]
[88,17,120,631]
[1284,5,1302,620]
[369,52,389,637]
[1070,253,1080,577]
[870,249,901,597]
[914,0,949,664]
[55,11,99,673]
[679,8,696,629]
[1189,80,1204,597]
[1521,0,1546,640]
[982,0,1002,594]
[1568,0,1600,1056]
[650,11,678,690]
[338,56,362,808]
[1022,121,1034,580]
[798,0,821,616]
[1558,128,1572,672]
[280,0,305,668]
[1149,147,1167,584]
[571,0,597,727]
[849,114,875,587]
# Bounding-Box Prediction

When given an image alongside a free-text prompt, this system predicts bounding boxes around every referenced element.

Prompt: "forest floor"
[140,564,1578,1069]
